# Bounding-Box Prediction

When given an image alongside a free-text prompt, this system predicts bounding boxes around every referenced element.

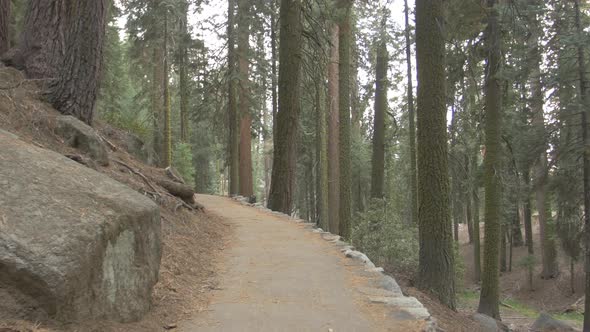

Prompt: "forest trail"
[180,195,429,332]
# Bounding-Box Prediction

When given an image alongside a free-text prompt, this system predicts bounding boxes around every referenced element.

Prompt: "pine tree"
[237,0,253,197]
[328,23,340,233]
[337,0,353,240]
[477,0,502,319]
[573,0,590,329]
[268,0,303,213]
[370,36,387,199]
[415,0,456,309]
[228,0,240,196]
[404,0,417,225]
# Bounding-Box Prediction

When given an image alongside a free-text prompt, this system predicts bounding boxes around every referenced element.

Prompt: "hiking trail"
[181,195,434,332]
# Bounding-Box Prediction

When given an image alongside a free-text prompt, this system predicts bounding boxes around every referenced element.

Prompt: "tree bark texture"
[327,23,340,234]
[179,0,189,142]
[477,0,502,319]
[268,0,303,214]
[10,0,68,78]
[528,0,559,278]
[371,39,387,199]
[0,0,9,56]
[315,69,329,231]
[415,0,456,309]
[573,1,590,330]
[237,0,253,197]
[472,162,481,283]
[337,0,353,240]
[162,12,171,166]
[227,0,239,196]
[523,169,534,254]
[404,0,417,226]
[46,0,107,125]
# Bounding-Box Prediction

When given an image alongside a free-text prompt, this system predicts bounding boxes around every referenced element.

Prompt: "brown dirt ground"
[458,221,584,331]
[385,269,479,332]
[383,221,585,332]
[0,65,229,332]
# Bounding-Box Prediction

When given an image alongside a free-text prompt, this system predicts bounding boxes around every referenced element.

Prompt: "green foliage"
[518,254,537,269]
[351,199,419,274]
[96,5,149,139]
[172,142,195,187]
[453,241,465,290]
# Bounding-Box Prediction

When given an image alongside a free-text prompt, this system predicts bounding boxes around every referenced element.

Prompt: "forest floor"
[0,67,229,332]
[457,222,584,331]
[384,221,585,332]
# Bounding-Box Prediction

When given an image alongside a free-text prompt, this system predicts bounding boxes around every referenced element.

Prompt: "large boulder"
[471,313,510,332]
[101,125,156,165]
[55,115,110,166]
[531,313,577,331]
[0,129,161,323]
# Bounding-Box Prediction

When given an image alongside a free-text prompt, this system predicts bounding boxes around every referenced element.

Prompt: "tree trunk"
[315,69,329,231]
[46,0,107,125]
[267,0,303,214]
[267,0,278,199]
[237,0,253,197]
[327,23,340,234]
[162,12,171,166]
[371,38,387,199]
[529,0,558,278]
[473,153,481,283]
[152,45,165,166]
[571,257,575,294]
[500,225,507,272]
[523,169,534,254]
[466,157,474,244]
[512,205,524,247]
[0,0,9,56]
[351,30,364,213]
[415,0,456,309]
[9,0,68,78]
[477,0,502,319]
[573,1,590,329]
[404,0,417,226]
[227,0,239,196]
[453,198,461,243]
[337,0,353,240]
[179,0,189,142]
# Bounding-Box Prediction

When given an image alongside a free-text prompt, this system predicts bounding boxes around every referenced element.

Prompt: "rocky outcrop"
[531,313,577,332]
[55,115,110,166]
[471,313,509,332]
[0,129,161,323]
[102,125,155,165]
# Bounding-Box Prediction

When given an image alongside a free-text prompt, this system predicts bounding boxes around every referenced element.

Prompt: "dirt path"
[180,195,431,332]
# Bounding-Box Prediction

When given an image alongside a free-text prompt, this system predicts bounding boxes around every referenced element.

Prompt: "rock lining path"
[181,195,433,332]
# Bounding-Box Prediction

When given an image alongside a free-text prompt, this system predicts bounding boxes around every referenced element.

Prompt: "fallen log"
[165,166,185,184]
[114,159,161,196]
[156,179,204,211]
[156,179,194,202]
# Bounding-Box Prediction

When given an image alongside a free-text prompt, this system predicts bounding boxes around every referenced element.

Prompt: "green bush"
[351,199,419,274]
[173,142,195,187]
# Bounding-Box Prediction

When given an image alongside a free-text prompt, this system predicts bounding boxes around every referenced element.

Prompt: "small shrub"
[351,199,419,274]
[172,142,195,187]
[518,254,536,291]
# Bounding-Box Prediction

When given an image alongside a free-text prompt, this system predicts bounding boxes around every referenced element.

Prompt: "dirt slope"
[0,64,228,332]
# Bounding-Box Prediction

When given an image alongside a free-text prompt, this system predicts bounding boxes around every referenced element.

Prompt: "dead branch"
[114,159,161,196]
[165,166,185,184]
[99,134,117,151]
